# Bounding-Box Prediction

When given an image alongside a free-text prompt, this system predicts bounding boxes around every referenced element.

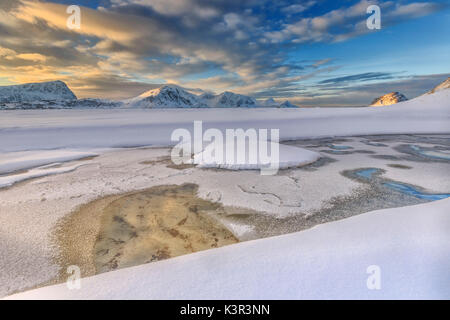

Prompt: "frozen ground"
[7,198,450,300]
[0,134,449,297]
[0,89,449,298]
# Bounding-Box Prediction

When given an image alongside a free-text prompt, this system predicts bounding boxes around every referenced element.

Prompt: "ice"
[0,163,87,188]
[0,150,98,174]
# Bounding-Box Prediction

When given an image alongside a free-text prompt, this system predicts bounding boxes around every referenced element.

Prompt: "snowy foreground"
[7,199,450,300]
[1,88,449,299]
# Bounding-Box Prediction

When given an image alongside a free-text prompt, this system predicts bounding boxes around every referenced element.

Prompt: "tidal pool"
[328,144,353,150]
[383,182,450,201]
[355,168,380,179]
[350,168,450,202]
[410,145,450,161]
[56,184,238,276]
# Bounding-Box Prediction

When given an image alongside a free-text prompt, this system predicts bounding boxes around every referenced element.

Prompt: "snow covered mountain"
[210,91,257,108]
[258,98,300,108]
[370,92,408,106]
[128,85,208,108]
[0,81,77,103]
[127,85,303,108]
[128,85,266,108]
[260,98,278,107]
[0,81,299,109]
[279,100,299,108]
[427,77,450,94]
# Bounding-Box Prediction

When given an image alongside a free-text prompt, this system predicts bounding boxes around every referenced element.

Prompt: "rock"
[370,92,408,106]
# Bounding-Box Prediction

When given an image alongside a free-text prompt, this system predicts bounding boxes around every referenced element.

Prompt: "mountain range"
[125,85,298,108]
[0,77,448,109]
[0,81,299,109]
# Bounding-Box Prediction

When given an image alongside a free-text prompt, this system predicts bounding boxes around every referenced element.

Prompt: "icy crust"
[6,199,450,300]
[0,150,98,174]
[0,150,98,188]
[0,163,86,188]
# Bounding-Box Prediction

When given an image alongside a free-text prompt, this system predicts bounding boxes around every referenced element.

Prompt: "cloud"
[0,0,447,102]
[281,1,316,15]
[267,0,446,44]
[319,72,394,84]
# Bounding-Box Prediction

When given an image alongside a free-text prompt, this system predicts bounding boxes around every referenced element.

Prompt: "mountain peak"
[279,100,299,108]
[427,77,450,94]
[131,84,207,108]
[260,98,277,107]
[370,92,408,106]
[214,91,257,108]
[0,80,77,103]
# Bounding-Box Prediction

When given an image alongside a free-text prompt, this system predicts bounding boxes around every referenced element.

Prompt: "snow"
[2,137,449,297]
[0,150,98,188]
[370,92,408,106]
[260,98,277,107]
[0,86,449,299]
[6,198,450,300]
[279,100,299,108]
[0,88,448,154]
[0,163,87,188]
[0,150,98,174]
[209,91,257,108]
[128,85,209,108]
[427,76,450,94]
[192,141,320,172]
[127,85,297,108]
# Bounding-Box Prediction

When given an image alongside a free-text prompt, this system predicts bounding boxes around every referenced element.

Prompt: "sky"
[0,0,449,106]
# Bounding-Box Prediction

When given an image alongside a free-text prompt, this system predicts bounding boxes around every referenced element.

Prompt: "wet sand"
[54,183,238,278]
